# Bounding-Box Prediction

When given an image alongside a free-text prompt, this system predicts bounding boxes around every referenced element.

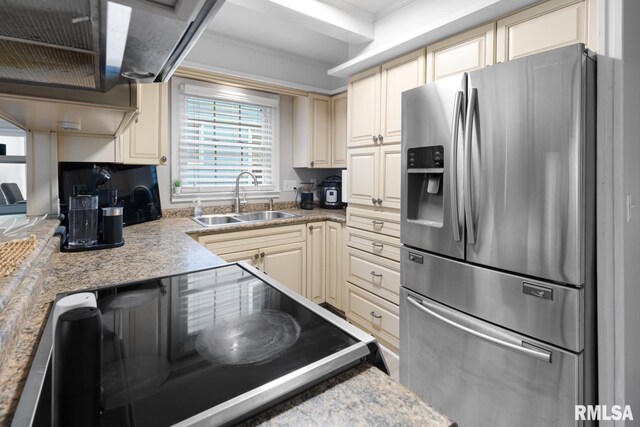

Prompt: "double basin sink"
[193,210,300,227]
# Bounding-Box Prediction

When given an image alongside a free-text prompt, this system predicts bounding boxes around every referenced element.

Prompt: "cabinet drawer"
[347,207,400,238]
[198,224,306,253]
[347,247,400,305]
[346,282,399,353]
[346,227,401,262]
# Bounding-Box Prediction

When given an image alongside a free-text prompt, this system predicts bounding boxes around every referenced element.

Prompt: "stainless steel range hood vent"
[0,0,224,92]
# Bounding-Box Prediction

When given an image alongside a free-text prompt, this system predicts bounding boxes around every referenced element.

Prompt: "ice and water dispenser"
[406,145,445,225]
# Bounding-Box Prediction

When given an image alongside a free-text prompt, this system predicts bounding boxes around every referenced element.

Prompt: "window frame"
[170,77,281,202]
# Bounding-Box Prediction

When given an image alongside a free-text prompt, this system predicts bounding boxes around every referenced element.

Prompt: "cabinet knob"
[260,252,265,258]
[378,134,384,143]
[308,225,313,231]
[370,311,382,319]
[310,161,315,167]
[254,253,259,260]
[371,198,377,205]
[376,198,383,205]
[160,156,167,163]
[372,135,378,143]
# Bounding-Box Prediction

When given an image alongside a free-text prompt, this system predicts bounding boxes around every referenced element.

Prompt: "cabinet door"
[347,67,380,147]
[426,23,495,83]
[331,92,348,167]
[380,49,425,143]
[379,144,402,210]
[262,242,306,296]
[325,221,343,310]
[306,222,326,304]
[347,146,379,207]
[123,83,168,165]
[496,0,596,63]
[309,94,331,168]
[219,248,260,268]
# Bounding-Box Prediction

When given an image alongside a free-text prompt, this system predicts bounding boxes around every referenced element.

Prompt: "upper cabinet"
[496,0,597,63]
[293,92,347,168]
[426,23,495,83]
[348,49,425,147]
[331,92,348,168]
[120,83,169,165]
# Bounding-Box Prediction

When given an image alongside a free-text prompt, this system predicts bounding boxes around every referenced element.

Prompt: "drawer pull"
[371,220,384,226]
[371,242,384,249]
[370,271,383,278]
[370,311,382,319]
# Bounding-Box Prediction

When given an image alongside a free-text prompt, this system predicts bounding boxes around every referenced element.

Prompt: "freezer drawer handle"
[406,295,551,363]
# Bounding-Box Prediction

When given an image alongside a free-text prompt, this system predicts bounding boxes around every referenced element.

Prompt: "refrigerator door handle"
[406,295,552,363]
[464,88,478,244]
[450,90,463,242]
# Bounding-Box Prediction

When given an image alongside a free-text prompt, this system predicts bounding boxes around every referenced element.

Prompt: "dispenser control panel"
[407,146,444,169]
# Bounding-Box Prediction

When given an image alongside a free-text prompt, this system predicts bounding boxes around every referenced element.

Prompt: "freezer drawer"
[400,287,582,427]
[401,246,583,352]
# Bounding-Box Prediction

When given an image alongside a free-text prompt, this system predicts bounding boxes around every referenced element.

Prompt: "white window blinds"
[174,80,279,192]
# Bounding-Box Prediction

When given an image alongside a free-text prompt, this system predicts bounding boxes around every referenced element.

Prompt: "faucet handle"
[241,192,247,205]
[268,198,274,211]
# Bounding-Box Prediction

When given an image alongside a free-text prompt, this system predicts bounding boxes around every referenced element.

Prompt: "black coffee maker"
[57,165,124,252]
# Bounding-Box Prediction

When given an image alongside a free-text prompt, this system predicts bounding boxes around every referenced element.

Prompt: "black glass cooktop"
[34,264,363,426]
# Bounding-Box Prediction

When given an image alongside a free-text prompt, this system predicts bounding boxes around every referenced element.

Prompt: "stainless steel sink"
[192,211,300,227]
[193,215,243,226]
[234,211,299,221]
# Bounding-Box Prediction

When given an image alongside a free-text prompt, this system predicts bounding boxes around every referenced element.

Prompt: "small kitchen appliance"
[319,175,343,209]
[14,263,387,426]
[57,165,124,252]
[297,182,315,210]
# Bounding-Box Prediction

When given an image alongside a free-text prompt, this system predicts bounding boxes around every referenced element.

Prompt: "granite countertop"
[0,207,455,427]
[240,363,455,427]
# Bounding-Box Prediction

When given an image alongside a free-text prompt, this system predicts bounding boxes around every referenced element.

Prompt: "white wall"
[184,32,347,94]
[597,0,640,421]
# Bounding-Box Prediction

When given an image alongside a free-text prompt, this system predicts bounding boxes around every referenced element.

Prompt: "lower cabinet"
[345,282,399,353]
[197,221,344,308]
[306,222,326,304]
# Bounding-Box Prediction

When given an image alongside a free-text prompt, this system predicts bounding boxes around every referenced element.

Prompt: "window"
[0,120,27,215]
[171,78,279,200]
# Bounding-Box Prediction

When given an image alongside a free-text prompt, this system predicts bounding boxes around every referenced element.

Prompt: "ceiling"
[205,0,410,66]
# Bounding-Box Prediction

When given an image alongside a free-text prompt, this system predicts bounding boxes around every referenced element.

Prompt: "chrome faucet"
[234,171,258,213]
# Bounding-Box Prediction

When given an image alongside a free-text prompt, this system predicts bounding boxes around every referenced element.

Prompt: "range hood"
[0,0,224,92]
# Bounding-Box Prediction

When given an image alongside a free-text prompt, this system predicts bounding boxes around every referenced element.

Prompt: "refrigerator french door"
[400,43,596,426]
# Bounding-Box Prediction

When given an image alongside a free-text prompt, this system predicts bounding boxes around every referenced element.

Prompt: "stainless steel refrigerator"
[399,43,596,426]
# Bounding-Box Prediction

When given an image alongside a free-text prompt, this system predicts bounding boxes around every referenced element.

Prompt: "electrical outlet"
[310,178,317,187]
[284,180,297,191]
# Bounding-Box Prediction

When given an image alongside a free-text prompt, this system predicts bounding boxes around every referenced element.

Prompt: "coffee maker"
[57,165,124,252]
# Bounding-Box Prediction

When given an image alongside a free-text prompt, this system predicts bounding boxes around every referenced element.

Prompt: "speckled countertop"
[0,206,454,427]
[240,363,455,427]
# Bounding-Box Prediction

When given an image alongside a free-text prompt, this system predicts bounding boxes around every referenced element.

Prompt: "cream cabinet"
[345,282,399,353]
[496,0,597,63]
[293,92,347,168]
[331,92,348,168]
[120,82,169,165]
[347,49,425,147]
[261,242,306,296]
[347,144,401,210]
[198,224,307,295]
[306,222,326,304]
[426,23,495,83]
[325,221,344,310]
